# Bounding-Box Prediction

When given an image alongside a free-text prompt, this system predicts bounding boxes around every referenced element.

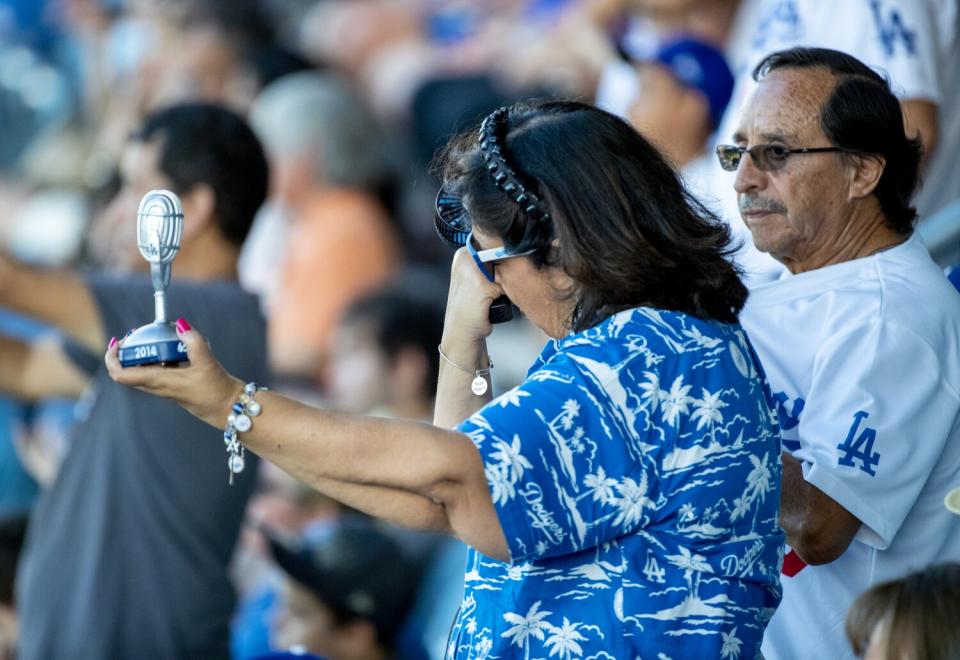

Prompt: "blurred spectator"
[845,563,960,660]
[248,71,401,382]
[494,0,619,100]
[2,103,269,660]
[627,36,733,202]
[0,309,78,510]
[235,282,456,660]
[0,397,34,516]
[232,466,344,660]
[298,0,428,121]
[324,286,444,419]
[0,513,27,660]
[266,516,422,660]
[324,284,466,660]
[151,0,312,114]
[0,312,41,517]
[594,0,759,118]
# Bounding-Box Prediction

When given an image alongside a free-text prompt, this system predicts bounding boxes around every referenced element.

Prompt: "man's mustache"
[739,196,787,215]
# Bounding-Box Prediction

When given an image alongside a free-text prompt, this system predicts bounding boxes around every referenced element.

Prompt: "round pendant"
[234,413,252,432]
[229,453,246,474]
[471,375,488,396]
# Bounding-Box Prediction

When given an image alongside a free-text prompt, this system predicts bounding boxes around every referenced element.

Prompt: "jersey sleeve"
[457,355,657,564]
[793,320,958,549]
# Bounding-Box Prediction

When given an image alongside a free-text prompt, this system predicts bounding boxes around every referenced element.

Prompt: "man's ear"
[179,183,216,241]
[847,153,885,201]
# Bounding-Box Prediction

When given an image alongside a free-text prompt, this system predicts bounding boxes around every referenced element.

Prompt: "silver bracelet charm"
[438,345,494,395]
[223,382,266,485]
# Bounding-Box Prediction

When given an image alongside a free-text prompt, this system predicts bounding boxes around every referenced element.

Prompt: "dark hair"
[753,47,923,235]
[846,562,960,659]
[181,0,274,49]
[344,289,445,401]
[133,103,269,247]
[244,44,314,91]
[0,513,28,607]
[437,100,747,329]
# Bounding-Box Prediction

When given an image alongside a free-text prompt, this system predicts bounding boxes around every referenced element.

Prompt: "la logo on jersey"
[752,0,801,50]
[869,0,918,56]
[837,410,881,476]
[773,392,804,451]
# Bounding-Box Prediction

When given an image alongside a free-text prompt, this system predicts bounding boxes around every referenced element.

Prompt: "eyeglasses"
[466,231,535,282]
[715,143,848,172]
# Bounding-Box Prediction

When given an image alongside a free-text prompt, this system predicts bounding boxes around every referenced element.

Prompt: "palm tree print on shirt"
[447,308,784,658]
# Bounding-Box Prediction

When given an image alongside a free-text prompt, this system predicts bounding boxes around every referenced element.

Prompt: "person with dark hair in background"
[325,285,466,659]
[0,103,269,659]
[716,47,960,660]
[324,287,445,420]
[627,35,735,203]
[107,100,784,658]
[266,516,421,660]
[845,563,960,660]
[234,286,454,660]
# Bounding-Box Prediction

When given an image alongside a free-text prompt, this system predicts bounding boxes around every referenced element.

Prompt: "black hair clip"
[478,107,552,225]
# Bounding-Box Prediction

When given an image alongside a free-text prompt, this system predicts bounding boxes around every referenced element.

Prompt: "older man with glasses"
[719,47,960,660]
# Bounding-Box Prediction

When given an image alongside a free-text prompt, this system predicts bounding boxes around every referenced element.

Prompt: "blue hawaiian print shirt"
[450,308,783,659]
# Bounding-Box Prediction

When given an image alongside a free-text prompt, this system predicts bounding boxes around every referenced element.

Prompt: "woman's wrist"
[200,376,245,429]
[439,334,489,369]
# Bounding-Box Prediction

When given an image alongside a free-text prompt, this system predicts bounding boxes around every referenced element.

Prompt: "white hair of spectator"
[250,71,388,192]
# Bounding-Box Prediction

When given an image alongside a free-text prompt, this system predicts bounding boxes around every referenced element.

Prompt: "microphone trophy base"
[118,321,189,367]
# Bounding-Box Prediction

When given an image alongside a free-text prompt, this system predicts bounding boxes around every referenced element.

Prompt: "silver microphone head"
[137,190,184,265]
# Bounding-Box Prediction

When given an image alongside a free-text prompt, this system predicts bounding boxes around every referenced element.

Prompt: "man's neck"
[174,231,239,282]
[783,207,907,274]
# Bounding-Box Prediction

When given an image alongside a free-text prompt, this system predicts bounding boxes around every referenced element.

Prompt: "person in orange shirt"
[248,71,401,381]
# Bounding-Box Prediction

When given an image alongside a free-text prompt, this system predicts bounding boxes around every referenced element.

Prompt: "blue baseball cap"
[649,37,734,131]
[265,517,420,646]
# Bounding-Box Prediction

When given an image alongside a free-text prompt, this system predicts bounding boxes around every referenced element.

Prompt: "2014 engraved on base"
[134,345,158,359]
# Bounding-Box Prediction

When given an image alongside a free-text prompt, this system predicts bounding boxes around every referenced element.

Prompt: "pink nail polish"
[175,318,191,333]
[108,336,117,349]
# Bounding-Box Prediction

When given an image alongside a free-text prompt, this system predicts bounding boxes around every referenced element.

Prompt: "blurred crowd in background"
[0,0,957,658]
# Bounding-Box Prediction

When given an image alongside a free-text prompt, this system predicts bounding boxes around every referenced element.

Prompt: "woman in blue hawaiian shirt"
[107,101,783,658]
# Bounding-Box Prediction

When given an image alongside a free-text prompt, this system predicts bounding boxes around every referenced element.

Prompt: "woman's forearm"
[309,477,453,533]
[199,386,504,555]
[434,336,493,428]
[191,384,473,534]
[210,388,476,495]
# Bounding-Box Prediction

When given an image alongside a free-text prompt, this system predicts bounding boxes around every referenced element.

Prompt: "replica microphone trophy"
[118,190,188,367]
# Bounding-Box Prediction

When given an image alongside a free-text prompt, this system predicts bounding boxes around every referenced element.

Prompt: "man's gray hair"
[250,71,388,191]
